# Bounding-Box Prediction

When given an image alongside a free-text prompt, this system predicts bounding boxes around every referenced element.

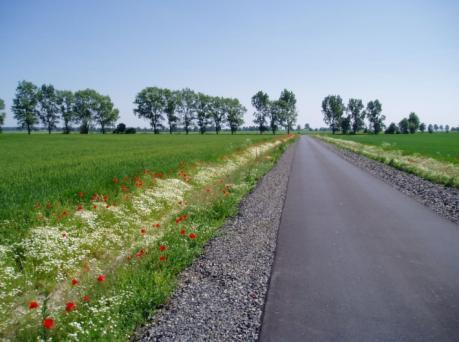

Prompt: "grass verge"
[1,135,296,340]
[314,134,459,188]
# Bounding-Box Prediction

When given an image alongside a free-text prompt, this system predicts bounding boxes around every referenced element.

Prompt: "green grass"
[326,132,459,164]
[0,133,295,340]
[0,133,276,244]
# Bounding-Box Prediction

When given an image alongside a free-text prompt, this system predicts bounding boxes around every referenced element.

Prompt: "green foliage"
[0,98,5,132]
[195,93,211,134]
[175,88,196,134]
[365,100,385,134]
[428,124,434,133]
[278,89,297,134]
[133,87,165,134]
[340,115,351,134]
[407,112,420,134]
[226,98,246,134]
[12,80,39,134]
[347,98,365,134]
[163,89,179,134]
[114,123,126,133]
[385,122,399,134]
[37,84,60,134]
[252,91,270,134]
[56,90,76,134]
[419,122,426,133]
[74,89,100,134]
[399,118,409,134]
[322,95,344,134]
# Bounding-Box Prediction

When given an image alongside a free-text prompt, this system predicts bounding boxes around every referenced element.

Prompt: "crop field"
[315,133,459,188]
[0,134,276,244]
[327,133,459,164]
[0,133,294,340]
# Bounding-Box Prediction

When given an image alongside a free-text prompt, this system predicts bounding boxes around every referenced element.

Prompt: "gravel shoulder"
[134,142,296,341]
[314,136,459,224]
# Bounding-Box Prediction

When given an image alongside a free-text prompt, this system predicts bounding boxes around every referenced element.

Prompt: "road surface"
[260,136,459,341]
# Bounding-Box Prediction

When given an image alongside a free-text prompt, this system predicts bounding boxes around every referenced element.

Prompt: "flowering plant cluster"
[0,135,294,340]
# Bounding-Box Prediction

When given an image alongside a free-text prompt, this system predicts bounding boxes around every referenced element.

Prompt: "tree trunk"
[169,126,172,134]
[27,124,31,135]
[101,124,105,134]
[48,125,51,134]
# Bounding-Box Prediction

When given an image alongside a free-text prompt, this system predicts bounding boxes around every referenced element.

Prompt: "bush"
[125,127,136,134]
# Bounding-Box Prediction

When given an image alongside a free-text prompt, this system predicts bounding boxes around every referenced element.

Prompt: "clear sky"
[1,0,458,129]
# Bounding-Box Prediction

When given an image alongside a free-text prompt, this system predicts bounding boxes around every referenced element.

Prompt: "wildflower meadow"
[0,133,295,340]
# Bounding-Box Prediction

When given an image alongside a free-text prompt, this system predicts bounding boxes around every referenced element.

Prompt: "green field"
[326,133,459,164]
[0,133,276,244]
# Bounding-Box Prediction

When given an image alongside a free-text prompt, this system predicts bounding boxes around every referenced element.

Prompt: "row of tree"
[321,95,386,134]
[133,87,246,134]
[252,90,298,134]
[9,81,119,134]
[386,114,453,134]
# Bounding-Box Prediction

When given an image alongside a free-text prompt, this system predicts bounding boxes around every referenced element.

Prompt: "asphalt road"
[260,136,459,342]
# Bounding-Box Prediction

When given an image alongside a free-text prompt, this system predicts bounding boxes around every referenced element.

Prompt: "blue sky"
[1,0,458,128]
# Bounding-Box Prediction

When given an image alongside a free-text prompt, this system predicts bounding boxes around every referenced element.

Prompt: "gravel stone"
[316,138,459,224]
[135,143,296,342]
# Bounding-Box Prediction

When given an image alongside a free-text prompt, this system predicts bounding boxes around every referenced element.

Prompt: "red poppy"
[113,177,119,184]
[71,278,78,286]
[153,223,161,228]
[135,249,145,258]
[43,318,55,330]
[106,204,110,209]
[127,255,132,261]
[77,204,83,211]
[103,195,109,202]
[46,202,52,209]
[62,232,68,238]
[159,245,167,251]
[140,228,146,235]
[97,274,106,282]
[189,233,197,239]
[121,185,128,192]
[34,202,41,209]
[159,255,166,261]
[78,191,84,198]
[179,229,186,235]
[93,205,97,210]
[29,301,39,309]
[65,302,76,312]
[82,295,90,302]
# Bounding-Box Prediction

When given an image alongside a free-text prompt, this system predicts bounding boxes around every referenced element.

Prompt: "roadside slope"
[136,143,296,341]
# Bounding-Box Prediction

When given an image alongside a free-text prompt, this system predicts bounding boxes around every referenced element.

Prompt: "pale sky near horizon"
[1,0,458,129]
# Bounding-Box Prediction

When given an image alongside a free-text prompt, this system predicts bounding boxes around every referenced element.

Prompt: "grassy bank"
[0,133,296,340]
[314,134,459,188]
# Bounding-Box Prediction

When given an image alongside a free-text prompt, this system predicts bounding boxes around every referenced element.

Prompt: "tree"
[74,89,100,134]
[322,95,344,134]
[226,98,246,134]
[252,91,269,134]
[304,123,311,131]
[278,89,297,134]
[419,122,426,133]
[0,98,5,132]
[439,125,444,131]
[210,96,226,134]
[163,89,178,134]
[268,100,282,134]
[365,100,385,134]
[12,81,39,134]
[347,98,365,134]
[296,124,301,131]
[385,122,399,134]
[114,123,126,133]
[37,84,60,134]
[133,87,165,134]
[434,124,439,132]
[57,90,75,134]
[176,88,196,134]
[94,94,119,134]
[445,124,450,133]
[340,115,351,134]
[407,112,420,134]
[399,118,409,134]
[196,93,211,134]
[428,124,434,133]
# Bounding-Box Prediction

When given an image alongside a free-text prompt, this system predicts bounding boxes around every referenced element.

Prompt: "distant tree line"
[252,89,298,134]
[321,95,385,134]
[320,95,457,135]
[8,81,119,134]
[133,87,247,134]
